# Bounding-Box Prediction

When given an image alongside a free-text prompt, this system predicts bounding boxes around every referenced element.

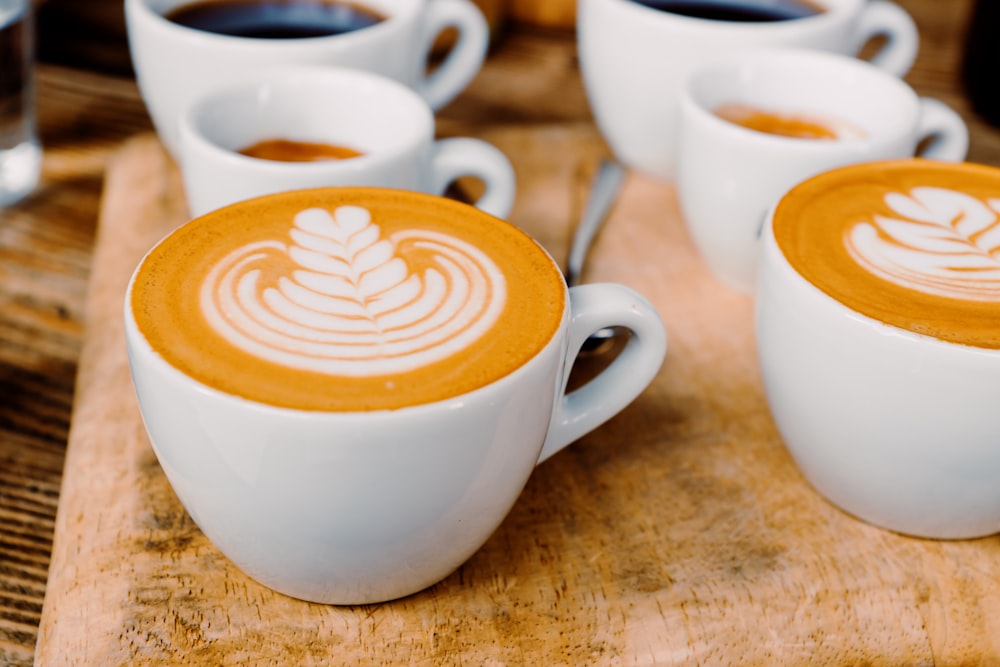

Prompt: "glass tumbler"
[0,0,41,207]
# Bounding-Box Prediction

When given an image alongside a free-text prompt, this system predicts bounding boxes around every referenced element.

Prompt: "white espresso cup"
[756,159,1000,540]
[124,186,668,604]
[677,48,968,293]
[577,0,919,182]
[125,0,489,158]
[178,65,516,219]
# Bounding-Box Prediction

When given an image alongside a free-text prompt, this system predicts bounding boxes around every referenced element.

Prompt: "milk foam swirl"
[845,187,1000,301]
[200,205,507,375]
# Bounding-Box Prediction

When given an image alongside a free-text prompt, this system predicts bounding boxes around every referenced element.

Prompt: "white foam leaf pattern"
[845,186,1000,301]
[200,206,507,375]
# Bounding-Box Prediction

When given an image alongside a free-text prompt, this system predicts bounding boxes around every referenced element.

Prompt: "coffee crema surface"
[131,188,565,411]
[629,0,825,22]
[713,103,861,141]
[164,0,385,39]
[238,138,364,162]
[773,160,1000,349]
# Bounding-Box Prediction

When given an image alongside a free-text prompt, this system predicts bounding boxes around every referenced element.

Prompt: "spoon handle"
[565,158,626,287]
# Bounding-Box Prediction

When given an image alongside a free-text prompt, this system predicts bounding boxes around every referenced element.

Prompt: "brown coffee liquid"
[239,138,363,162]
[630,0,824,22]
[131,188,566,411]
[773,160,1000,349]
[714,103,841,140]
[164,0,385,39]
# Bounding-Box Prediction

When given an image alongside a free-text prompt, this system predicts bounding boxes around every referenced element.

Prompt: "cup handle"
[536,283,668,464]
[430,137,517,219]
[853,0,919,78]
[417,0,489,110]
[915,98,970,162]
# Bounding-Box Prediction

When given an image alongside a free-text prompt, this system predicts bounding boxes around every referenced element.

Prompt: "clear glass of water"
[0,0,41,207]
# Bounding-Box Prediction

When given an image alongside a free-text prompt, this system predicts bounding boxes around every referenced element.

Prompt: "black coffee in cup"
[164,0,385,39]
[629,0,824,22]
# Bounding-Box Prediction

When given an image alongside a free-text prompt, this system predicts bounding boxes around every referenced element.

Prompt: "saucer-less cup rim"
[125,185,667,444]
[762,196,1000,355]
[132,0,421,48]
[179,65,434,175]
[597,0,869,32]
[761,158,997,353]
[683,47,921,150]
[124,186,668,603]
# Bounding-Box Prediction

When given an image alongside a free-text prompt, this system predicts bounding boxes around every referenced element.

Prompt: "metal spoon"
[566,158,626,352]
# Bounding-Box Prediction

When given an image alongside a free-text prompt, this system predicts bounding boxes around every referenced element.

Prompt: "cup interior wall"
[690,56,918,138]
[190,76,433,156]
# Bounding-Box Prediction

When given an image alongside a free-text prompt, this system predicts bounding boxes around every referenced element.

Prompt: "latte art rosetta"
[200,205,507,375]
[846,187,1000,301]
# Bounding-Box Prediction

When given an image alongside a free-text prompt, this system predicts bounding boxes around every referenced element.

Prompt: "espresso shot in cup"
[756,159,1000,540]
[125,0,489,158]
[577,0,918,181]
[178,65,516,218]
[124,186,668,604]
[677,48,968,293]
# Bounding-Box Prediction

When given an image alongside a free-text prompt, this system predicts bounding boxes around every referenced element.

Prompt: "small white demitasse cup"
[178,65,516,219]
[756,159,1000,540]
[577,0,919,182]
[125,0,489,158]
[124,186,668,604]
[676,47,969,293]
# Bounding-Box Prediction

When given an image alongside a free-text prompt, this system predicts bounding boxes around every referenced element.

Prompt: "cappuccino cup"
[677,48,968,293]
[124,186,668,604]
[125,0,489,158]
[756,159,1000,540]
[178,66,516,219]
[577,0,919,181]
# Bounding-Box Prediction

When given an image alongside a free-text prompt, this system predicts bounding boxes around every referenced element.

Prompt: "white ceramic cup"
[756,159,1000,540]
[125,0,489,158]
[124,187,668,604]
[178,65,516,219]
[577,0,919,182]
[677,48,968,293]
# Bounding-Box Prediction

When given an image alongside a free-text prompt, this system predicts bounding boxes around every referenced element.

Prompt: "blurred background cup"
[0,0,41,207]
[676,48,968,293]
[756,159,1000,540]
[178,65,516,219]
[577,0,919,183]
[125,0,490,159]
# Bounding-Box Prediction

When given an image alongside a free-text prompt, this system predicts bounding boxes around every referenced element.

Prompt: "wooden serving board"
[35,130,1000,665]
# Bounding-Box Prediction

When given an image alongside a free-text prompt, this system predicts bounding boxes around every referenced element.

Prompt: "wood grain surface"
[32,125,1000,665]
[4,1,1000,664]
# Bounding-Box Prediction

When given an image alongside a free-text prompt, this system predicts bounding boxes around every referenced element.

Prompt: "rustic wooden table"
[3,1,1000,664]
